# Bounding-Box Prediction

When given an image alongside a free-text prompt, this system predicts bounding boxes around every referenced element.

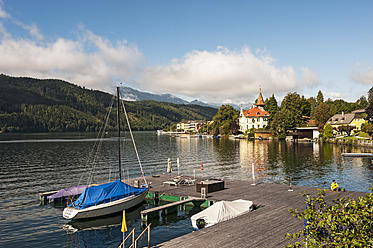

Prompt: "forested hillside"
[0,74,218,132]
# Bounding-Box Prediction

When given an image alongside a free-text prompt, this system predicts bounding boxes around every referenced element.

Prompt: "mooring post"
[141,212,148,222]
[251,163,256,186]
[288,178,293,191]
[201,187,206,199]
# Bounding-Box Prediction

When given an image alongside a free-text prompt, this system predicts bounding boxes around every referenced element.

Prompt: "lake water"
[0,132,372,247]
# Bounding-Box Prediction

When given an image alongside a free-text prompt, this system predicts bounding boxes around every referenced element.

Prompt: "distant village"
[164,88,373,141]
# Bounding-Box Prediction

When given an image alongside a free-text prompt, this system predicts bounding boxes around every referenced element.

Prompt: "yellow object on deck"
[121,210,127,232]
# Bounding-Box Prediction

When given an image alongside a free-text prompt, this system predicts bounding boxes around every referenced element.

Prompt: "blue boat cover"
[47,185,87,202]
[70,180,147,209]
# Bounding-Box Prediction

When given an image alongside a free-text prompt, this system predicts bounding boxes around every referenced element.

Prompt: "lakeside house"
[326,109,366,132]
[238,91,269,132]
[176,120,206,132]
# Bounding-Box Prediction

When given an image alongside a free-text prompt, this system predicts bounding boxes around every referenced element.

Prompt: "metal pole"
[117,87,122,181]
[122,230,124,248]
[251,163,256,186]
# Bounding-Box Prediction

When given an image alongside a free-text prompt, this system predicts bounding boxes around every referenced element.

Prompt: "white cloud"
[0,24,145,92]
[351,63,373,85]
[0,1,9,19]
[140,47,320,103]
[299,67,320,87]
[0,1,321,104]
[324,91,346,99]
[15,22,44,42]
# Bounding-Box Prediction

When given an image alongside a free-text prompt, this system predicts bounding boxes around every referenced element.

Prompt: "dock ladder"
[118,223,151,248]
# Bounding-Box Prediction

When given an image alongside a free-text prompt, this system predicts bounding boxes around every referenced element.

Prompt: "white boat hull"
[63,188,149,220]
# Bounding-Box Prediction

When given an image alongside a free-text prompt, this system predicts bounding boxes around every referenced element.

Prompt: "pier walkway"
[130,174,367,248]
[140,196,203,221]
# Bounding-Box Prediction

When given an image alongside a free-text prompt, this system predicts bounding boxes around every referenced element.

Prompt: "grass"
[356,132,370,138]
[340,136,360,140]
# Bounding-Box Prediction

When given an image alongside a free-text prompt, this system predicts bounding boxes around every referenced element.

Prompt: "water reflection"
[1,132,373,247]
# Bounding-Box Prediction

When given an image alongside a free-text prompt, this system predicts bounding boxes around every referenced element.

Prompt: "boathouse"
[291,127,319,140]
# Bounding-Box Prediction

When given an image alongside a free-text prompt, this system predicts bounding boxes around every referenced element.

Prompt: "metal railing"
[118,228,135,248]
[118,223,151,248]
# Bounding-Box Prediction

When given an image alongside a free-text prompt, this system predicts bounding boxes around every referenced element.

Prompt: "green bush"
[323,124,334,139]
[286,187,373,247]
[277,132,287,140]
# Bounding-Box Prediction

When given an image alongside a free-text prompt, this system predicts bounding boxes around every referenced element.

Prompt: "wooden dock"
[128,174,368,248]
[141,196,204,221]
[342,153,373,157]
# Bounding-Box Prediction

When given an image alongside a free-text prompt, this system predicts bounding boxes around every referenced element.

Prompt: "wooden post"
[201,187,206,199]
[133,229,136,248]
[148,224,151,248]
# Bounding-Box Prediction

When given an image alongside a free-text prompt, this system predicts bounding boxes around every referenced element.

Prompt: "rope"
[75,86,148,194]
[119,91,148,186]
[88,94,115,185]
[77,92,116,187]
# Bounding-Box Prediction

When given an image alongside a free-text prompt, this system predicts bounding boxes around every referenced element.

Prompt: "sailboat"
[63,87,149,220]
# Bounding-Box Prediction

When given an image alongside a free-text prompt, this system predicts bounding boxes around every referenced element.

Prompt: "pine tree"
[316,90,324,106]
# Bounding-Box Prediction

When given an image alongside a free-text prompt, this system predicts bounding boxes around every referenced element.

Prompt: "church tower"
[255,89,265,111]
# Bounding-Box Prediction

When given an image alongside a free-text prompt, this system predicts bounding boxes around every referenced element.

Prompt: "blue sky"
[0,0,372,104]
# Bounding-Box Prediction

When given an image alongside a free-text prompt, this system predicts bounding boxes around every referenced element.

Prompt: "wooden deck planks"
[130,174,367,248]
[141,197,202,215]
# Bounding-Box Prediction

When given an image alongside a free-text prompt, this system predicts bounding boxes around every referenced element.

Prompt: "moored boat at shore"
[191,199,253,230]
[62,87,149,220]
[63,180,148,220]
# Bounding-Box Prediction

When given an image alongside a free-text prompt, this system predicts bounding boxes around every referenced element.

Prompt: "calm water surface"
[0,132,372,247]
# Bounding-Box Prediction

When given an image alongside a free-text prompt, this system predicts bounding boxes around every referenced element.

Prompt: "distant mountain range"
[121,86,189,104]
[0,74,218,132]
[121,86,253,110]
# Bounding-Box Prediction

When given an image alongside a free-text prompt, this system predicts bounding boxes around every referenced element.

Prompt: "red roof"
[242,107,269,117]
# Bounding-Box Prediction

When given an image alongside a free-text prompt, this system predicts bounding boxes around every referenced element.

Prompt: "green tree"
[357,95,369,109]
[264,94,279,115]
[264,94,279,129]
[270,110,287,138]
[368,86,373,104]
[323,123,333,139]
[330,99,356,114]
[300,96,311,117]
[0,75,219,132]
[246,127,255,137]
[337,125,354,136]
[314,102,334,129]
[308,97,317,119]
[286,188,373,247]
[271,92,303,135]
[210,105,239,136]
[366,103,373,122]
[362,122,373,140]
[316,90,324,106]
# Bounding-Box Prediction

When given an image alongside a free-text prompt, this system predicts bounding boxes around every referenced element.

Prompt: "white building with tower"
[238,91,269,132]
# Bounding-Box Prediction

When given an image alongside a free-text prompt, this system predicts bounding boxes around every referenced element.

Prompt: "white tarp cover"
[191,199,253,230]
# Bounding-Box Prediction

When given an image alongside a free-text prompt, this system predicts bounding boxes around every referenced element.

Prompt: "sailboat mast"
[117,87,122,181]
